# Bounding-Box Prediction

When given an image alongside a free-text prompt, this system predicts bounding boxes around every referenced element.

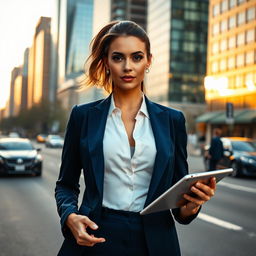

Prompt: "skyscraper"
[198,0,256,139]
[27,17,52,107]
[147,0,209,104]
[111,0,147,30]
[57,0,94,110]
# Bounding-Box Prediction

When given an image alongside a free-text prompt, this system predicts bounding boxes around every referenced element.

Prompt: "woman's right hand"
[66,213,106,247]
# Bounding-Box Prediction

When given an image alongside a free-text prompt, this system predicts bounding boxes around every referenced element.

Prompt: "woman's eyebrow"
[111,51,145,55]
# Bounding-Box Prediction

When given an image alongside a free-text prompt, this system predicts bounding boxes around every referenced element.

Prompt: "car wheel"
[35,170,42,177]
[231,161,240,177]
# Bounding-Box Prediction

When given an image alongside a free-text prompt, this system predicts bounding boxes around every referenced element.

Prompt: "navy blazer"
[55,95,199,256]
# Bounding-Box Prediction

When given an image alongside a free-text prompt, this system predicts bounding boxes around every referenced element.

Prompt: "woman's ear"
[147,53,152,68]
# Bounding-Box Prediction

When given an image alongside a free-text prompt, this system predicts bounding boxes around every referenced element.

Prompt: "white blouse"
[102,95,157,212]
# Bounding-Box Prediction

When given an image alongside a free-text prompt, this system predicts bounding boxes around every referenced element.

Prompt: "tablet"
[140,168,233,215]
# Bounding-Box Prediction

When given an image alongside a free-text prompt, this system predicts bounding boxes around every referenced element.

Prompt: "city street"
[0,144,255,256]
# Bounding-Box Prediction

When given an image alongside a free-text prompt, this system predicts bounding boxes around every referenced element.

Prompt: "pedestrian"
[208,128,224,171]
[55,20,216,256]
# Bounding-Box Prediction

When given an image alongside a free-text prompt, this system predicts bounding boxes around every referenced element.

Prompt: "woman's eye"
[133,55,143,61]
[112,55,123,62]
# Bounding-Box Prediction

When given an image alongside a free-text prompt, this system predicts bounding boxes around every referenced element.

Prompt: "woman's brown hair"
[85,20,151,93]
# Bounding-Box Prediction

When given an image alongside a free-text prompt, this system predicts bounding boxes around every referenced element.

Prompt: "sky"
[0,0,53,109]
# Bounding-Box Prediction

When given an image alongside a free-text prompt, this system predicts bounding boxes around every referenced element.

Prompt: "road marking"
[218,181,256,194]
[198,213,243,231]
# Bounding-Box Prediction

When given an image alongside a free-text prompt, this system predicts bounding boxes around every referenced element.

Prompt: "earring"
[106,69,110,75]
[146,68,150,73]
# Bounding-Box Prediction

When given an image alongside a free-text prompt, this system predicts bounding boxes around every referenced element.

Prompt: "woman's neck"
[113,89,143,112]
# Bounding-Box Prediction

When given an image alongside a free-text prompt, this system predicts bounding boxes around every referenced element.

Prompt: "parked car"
[0,138,42,176]
[36,134,47,143]
[204,137,256,177]
[45,135,64,148]
[8,132,20,138]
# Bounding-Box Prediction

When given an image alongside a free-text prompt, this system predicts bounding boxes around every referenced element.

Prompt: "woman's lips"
[121,76,135,82]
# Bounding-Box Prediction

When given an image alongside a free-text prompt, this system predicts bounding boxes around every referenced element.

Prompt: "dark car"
[45,135,64,148]
[205,137,256,177]
[0,138,42,176]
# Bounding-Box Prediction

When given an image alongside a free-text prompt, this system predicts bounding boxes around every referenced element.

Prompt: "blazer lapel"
[87,95,111,197]
[144,97,173,206]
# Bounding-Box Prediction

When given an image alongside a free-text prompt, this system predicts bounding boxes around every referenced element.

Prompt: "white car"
[45,135,64,148]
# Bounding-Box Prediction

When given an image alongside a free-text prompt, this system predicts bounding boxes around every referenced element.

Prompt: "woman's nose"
[123,59,132,72]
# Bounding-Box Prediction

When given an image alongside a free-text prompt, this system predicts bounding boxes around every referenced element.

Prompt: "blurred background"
[0,0,255,255]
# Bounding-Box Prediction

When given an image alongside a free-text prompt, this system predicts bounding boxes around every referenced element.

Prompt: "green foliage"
[0,100,68,138]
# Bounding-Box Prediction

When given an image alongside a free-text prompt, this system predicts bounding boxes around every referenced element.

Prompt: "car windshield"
[0,141,34,150]
[50,135,61,140]
[231,141,256,152]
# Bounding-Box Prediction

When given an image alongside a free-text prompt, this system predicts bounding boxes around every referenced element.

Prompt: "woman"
[55,20,216,256]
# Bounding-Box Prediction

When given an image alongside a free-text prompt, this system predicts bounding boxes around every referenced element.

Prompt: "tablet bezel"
[140,168,233,215]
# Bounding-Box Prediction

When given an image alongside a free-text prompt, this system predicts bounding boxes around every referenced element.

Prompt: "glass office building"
[57,0,94,110]
[147,0,209,103]
[111,0,147,30]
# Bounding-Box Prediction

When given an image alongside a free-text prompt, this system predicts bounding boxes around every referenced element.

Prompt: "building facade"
[146,0,209,132]
[57,0,95,110]
[27,17,52,108]
[9,67,21,117]
[21,48,29,111]
[198,0,256,140]
[111,0,147,30]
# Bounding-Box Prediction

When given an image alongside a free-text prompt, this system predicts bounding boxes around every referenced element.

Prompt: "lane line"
[218,181,256,194]
[198,213,243,231]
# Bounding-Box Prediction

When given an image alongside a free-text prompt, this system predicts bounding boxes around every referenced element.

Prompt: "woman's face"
[106,35,151,92]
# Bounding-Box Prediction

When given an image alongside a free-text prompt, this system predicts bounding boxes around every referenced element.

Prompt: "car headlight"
[34,154,42,163]
[240,156,255,164]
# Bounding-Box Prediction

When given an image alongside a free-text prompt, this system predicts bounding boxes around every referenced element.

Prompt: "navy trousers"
[82,208,149,256]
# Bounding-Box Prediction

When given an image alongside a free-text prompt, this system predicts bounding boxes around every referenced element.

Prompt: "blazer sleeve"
[171,111,201,224]
[55,105,82,238]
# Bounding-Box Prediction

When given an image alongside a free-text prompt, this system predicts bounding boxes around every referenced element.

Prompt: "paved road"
[0,144,255,255]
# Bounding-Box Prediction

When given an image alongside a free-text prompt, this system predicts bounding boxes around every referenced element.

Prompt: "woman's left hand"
[180,177,216,217]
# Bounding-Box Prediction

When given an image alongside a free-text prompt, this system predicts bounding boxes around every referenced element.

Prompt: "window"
[211,61,219,73]
[238,11,245,25]
[228,36,236,48]
[213,3,220,16]
[235,75,243,88]
[221,19,228,32]
[237,32,245,46]
[229,0,236,9]
[237,0,245,5]
[236,53,244,67]
[228,15,236,29]
[228,56,235,69]
[183,42,196,52]
[220,39,227,51]
[212,42,219,54]
[246,51,254,65]
[247,7,256,22]
[220,59,227,71]
[221,0,228,13]
[212,23,219,35]
[184,11,200,21]
[246,29,255,43]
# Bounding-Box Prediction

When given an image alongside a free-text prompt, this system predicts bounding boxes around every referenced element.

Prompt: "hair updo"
[85,20,151,93]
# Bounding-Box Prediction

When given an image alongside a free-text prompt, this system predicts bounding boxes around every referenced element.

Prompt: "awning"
[196,109,256,124]
[196,111,221,123]
[235,109,256,123]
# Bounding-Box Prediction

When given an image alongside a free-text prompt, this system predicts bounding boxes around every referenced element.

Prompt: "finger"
[191,186,211,201]
[77,232,106,245]
[82,217,99,230]
[183,193,204,206]
[209,177,216,189]
[195,182,215,197]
